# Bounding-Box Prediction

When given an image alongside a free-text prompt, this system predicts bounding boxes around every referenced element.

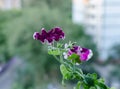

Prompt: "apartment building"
[72,0,120,60]
[0,0,21,10]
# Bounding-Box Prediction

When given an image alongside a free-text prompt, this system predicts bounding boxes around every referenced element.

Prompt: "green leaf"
[48,49,61,55]
[75,68,83,75]
[97,82,108,89]
[74,81,81,89]
[68,53,81,64]
[57,43,63,48]
[83,84,90,89]
[86,73,97,80]
[84,76,94,86]
[98,78,105,83]
[90,86,96,89]
[84,73,98,86]
[60,64,72,80]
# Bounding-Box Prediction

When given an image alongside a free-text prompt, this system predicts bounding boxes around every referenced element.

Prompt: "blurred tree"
[0,10,21,62]
[22,0,72,18]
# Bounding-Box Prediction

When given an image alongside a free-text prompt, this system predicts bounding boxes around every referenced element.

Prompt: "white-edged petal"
[87,50,93,60]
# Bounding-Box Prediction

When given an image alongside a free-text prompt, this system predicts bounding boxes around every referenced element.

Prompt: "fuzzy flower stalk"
[33,27,114,89]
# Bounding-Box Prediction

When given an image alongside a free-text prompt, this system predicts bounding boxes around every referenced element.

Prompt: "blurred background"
[0,0,120,89]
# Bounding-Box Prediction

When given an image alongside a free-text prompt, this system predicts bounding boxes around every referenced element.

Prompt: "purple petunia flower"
[33,27,65,44]
[52,27,65,41]
[80,48,93,61]
[67,46,93,61]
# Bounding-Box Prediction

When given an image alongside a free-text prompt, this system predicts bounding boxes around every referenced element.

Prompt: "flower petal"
[33,32,41,40]
[80,48,93,61]
[33,27,65,44]
[67,45,93,62]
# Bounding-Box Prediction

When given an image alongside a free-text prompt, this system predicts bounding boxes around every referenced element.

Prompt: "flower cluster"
[33,27,112,89]
[33,27,65,44]
[33,27,93,62]
[68,46,93,61]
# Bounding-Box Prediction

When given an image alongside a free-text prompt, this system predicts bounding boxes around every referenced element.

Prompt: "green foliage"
[68,53,81,64]
[60,64,72,80]
[48,45,61,55]
[0,10,22,62]
[60,61,111,89]
[47,40,110,88]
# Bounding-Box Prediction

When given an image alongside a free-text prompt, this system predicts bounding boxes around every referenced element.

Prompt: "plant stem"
[53,55,61,63]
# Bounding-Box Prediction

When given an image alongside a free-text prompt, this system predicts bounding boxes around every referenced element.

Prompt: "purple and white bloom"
[33,27,65,44]
[79,48,93,61]
[67,46,93,61]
